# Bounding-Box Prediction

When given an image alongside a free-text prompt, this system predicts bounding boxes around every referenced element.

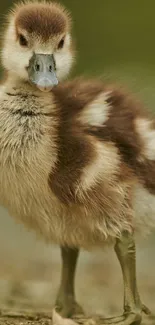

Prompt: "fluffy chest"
[0,94,57,218]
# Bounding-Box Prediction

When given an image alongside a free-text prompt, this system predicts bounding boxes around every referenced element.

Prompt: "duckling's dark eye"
[19,34,28,47]
[58,38,64,50]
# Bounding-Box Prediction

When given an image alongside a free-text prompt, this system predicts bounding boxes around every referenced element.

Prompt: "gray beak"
[28,53,58,92]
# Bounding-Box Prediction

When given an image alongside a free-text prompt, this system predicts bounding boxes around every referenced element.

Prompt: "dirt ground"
[0,234,154,325]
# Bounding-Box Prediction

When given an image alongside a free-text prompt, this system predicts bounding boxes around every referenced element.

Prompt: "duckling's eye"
[58,38,64,50]
[19,34,28,47]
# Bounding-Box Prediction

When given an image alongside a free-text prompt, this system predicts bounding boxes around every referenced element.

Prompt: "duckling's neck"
[0,72,56,116]
[0,70,58,169]
[1,72,40,96]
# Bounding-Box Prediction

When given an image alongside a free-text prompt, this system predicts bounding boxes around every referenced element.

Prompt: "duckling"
[0,2,153,325]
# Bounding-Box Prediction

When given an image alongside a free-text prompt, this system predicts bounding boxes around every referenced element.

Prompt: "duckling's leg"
[99,231,150,324]
[105,230,149,324]
[55,246,84,317]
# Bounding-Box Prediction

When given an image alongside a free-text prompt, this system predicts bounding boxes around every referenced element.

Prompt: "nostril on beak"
[35,64,40,72]
[49,65,52,72]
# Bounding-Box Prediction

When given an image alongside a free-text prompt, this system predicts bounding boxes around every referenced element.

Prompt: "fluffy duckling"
[2,0,74,91]
[0,1,153,324]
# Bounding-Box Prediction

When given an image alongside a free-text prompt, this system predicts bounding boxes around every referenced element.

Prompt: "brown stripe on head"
[14,1,71,42]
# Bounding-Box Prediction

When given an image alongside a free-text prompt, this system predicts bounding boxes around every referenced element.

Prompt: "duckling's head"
[2,1,74,91]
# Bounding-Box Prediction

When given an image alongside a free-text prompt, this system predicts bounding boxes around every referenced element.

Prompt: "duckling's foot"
[74,311,142,325]
[55,295,84,317]
[74,302,151,324]
[98,312,142,324]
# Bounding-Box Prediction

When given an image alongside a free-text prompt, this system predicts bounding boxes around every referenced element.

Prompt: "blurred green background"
[0,0,154,317]
[1,0,155,106]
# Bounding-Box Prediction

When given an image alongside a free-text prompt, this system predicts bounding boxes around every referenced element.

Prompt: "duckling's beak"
[27,53,58,92]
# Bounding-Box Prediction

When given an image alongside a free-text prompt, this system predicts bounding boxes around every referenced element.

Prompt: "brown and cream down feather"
[0,77,155,248]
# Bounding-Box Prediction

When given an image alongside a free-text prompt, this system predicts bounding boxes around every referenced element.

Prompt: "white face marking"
[135,118,155,160]
[55,50,74,80]
[2,19,33,80]
[78,92,111,127]
[55,33,74,80]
